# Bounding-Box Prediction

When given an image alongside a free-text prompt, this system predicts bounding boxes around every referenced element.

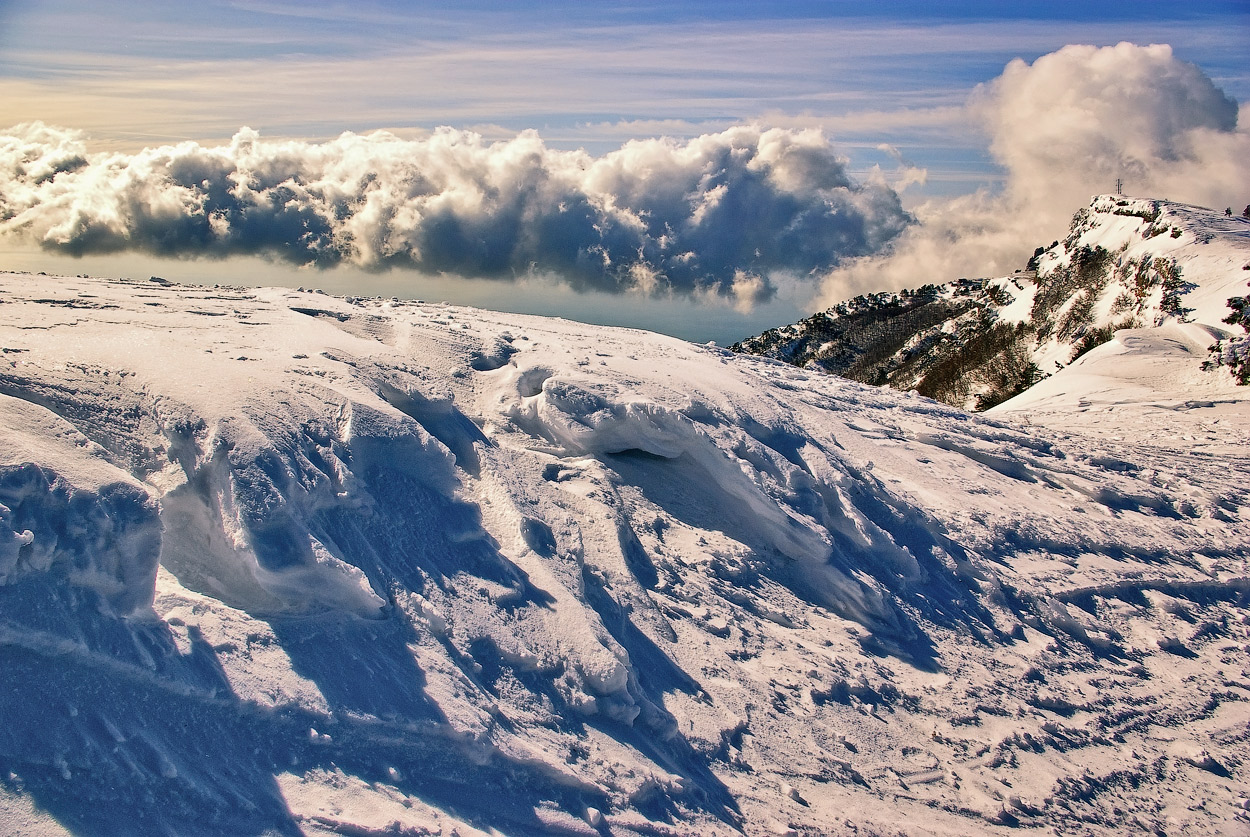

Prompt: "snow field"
[0,270,1247,834]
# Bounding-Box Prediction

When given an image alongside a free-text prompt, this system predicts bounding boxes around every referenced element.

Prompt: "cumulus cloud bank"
[0,123,911,305]
[817,42,1250,303]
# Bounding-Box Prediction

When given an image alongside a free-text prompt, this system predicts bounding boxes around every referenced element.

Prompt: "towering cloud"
[980,41,1241,213]
[0,123,911,305]
[817,42,1250,303]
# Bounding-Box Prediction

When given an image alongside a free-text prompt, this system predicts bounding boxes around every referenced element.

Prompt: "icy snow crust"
[1,271,1248,835]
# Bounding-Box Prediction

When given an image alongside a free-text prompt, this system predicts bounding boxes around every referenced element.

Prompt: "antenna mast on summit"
[1115,178,1123,195]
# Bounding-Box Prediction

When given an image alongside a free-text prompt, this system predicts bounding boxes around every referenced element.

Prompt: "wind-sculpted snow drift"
[0,271,1248,835]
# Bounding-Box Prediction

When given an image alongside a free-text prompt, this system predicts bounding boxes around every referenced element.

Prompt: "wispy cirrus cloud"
[2,8,1244,160]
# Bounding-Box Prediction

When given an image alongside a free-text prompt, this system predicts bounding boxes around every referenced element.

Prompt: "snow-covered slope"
[734,196,1250,413]
[1,271,1248,836]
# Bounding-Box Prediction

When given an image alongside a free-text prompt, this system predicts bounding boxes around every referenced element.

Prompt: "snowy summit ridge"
[734,195,1250,413]
[0,256,1248,834]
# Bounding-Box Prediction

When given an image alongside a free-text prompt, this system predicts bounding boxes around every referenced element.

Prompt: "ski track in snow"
[0,270,1248,836]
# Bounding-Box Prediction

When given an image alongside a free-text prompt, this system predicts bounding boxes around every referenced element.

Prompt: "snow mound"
[0,271,1247,835]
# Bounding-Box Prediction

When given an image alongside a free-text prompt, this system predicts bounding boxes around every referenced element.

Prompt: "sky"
[1,1,1248,343]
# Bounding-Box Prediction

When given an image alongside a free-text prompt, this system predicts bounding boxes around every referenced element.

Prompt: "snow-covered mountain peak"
[735,195,1250,420]
[1035,194,1249,324]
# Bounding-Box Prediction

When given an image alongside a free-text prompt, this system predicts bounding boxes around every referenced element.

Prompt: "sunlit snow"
[0,218,1247,834]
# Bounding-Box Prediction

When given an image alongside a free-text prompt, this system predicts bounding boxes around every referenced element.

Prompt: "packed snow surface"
[0,270,1248,835]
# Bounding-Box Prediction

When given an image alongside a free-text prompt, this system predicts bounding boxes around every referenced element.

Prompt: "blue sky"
[1,1,1247,341]
[3,1,1244,181]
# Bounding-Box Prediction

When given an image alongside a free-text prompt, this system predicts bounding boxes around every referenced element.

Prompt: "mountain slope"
[1,271,1248,836]
[733,196,1250,411]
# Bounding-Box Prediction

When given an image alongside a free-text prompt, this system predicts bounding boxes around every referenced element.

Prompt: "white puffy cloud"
[0,123,912,303]
[980,41,1241,211]
[816,42,1250,304]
